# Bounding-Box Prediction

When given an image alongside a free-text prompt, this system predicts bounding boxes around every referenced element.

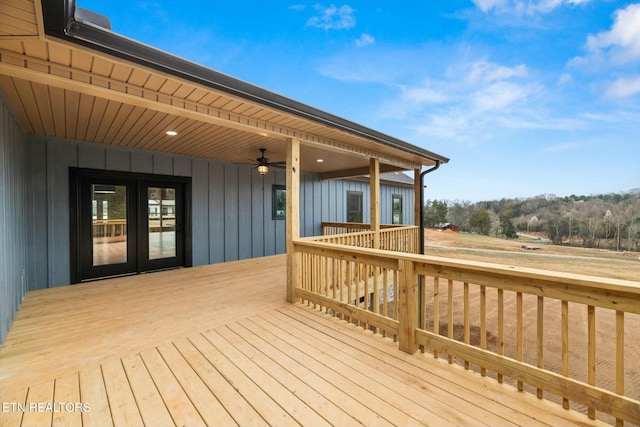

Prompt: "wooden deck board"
[0,255,612,427]
[77,367,112,427]
[225,320,386,427]
[155,343,238,427]
[255,311,493,426]
[52,374,82,427]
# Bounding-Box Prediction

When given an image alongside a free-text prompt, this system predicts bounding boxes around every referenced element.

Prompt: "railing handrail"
[293,239,640,304]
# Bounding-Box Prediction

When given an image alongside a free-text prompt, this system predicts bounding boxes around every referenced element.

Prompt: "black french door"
[70,169,190,283]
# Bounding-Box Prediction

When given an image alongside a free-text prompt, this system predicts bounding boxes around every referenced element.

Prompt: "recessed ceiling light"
[166,131,178,136]
[317,159,324,163]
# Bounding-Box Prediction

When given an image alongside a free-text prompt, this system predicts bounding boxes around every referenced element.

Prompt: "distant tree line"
[423,189,640,252]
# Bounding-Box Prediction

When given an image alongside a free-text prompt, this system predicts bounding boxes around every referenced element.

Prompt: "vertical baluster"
[537,295,544,398]
[338,259,345,320]
[448,279,454,364]
[364,264,370,311]
[312,255,317,309]
[464,282,470,370]
[331,258,336,302]
[393,270,399,342]
[372,266,379,334]
[433,276,440,358]
[517,292,524,391]
[562,300,569,408]
[323,255,329,308]
[347,261,353,322]
[301,253,307,304]
[480,285,486,376]
[588,305,596,419]
[362,264,369,328]
[616,310,624,427]
[382,269,389,329]
[497,288,504,383]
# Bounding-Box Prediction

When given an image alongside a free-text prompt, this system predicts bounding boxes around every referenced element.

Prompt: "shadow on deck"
[0,255,609,426]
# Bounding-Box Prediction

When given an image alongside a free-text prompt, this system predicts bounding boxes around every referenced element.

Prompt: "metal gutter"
[41,0,449,165]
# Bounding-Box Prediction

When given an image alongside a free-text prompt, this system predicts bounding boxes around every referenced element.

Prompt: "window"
[272,185,286,220]
[346,191,363,223]
[392,194,403,224]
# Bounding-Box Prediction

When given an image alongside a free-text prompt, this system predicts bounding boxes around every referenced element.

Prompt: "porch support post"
[414,168,421,251]
[398,259,418,354]
[369,158,380,249]
[286,137,301,303]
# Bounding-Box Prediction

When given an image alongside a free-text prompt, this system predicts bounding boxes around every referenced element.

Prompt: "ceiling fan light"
[257,164,269,175]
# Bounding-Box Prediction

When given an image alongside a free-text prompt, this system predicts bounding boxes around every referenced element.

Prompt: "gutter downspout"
[419,160,441,255]
[418,160,440,332]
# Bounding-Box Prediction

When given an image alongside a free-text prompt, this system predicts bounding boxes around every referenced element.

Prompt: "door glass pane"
[92,184,127,266]
[148,187,176,260]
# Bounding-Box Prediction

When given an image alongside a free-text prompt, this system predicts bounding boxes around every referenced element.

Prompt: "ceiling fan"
[237,148,286,175]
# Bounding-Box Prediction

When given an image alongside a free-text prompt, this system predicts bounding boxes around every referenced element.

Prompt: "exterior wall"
[0,93,29,344]
[24,137,414,289]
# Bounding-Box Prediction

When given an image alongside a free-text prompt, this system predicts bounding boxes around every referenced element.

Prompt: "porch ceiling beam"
[320,164,406,180]
[0,49,423,170]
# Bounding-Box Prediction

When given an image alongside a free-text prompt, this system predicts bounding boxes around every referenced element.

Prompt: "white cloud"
[382,58,552,144]
[471,81,542,112]
[472,0,507,13]
[466,61,528,83]
[584,3,640,65]
[402,83,450,104]
[306,4,356,30]
[355,33,375,47]
[558,73,573,85]
[472,0,592,15]
[604,75,640,98]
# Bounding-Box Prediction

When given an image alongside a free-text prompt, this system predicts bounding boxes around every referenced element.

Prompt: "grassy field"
[424,229,640,281]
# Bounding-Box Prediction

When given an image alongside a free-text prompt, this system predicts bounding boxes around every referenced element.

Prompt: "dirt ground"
[424,229,640,281]
[420,229,640,424]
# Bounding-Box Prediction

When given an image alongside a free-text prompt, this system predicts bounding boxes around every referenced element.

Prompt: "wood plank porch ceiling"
[0,256,609,427]
[0,0,446,178]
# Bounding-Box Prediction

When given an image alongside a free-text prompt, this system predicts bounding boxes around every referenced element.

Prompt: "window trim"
[392,194,403,225]
[346,190,363,223]
[272,185,286,220]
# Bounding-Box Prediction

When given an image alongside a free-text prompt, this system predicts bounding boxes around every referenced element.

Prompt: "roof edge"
[41,0,449,165]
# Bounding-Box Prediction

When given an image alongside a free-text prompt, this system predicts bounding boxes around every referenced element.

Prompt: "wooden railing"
[291,239,640,426]
[318,222,420,254]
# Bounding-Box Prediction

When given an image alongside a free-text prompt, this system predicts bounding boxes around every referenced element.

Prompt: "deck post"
[398,259,418,354]
[286,137,300,303]
[370,158,380,249]
[414,168,421,250]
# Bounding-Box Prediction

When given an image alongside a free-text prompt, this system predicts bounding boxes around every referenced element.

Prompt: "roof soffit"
[0,0,448,173]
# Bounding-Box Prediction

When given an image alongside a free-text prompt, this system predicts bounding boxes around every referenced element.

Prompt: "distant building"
[437,223,459,232]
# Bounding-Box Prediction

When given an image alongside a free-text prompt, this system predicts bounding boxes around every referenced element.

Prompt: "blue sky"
[79,0,640,202]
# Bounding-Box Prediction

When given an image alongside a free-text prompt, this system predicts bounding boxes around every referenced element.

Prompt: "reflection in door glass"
[92,185,127,266]
[148,187,176,260]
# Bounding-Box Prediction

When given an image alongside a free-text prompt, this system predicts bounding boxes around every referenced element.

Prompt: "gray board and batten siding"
[0,94,415,343]
[1,90,29,344]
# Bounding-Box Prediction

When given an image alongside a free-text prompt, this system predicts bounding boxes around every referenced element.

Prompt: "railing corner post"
[398,259,418,354]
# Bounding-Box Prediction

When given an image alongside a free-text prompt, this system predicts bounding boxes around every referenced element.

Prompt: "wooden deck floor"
[0,255,610,427]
